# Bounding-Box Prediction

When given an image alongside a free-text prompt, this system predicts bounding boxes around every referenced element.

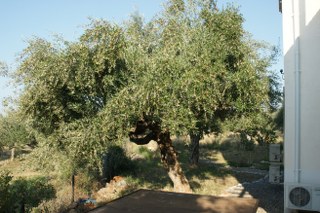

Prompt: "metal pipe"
[291,0,301,183]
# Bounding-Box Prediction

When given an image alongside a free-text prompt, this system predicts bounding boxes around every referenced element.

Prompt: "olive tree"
[13,0,280,192]
[98,0,278,190]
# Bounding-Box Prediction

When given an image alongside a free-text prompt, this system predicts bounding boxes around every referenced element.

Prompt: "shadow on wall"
[283,0,320,212]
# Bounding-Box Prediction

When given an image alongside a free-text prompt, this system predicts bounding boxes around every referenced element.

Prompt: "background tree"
[0,112,34,160]
[274,105,284,132]
[14,21,129,175]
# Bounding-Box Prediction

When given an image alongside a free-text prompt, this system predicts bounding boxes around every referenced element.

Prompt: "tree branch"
[129,131,156,145]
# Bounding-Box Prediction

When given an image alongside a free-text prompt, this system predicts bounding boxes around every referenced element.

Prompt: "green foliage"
[0,170,12,211]
[274,105,284,132]
[0,112,34,150]
[14,19,130,175]
[11,0,281,176]
[0,173,55,213]
[137,146,154,160]
[26,143,74,180]
[16,20,129,135]
[8,177,56,212]
[239,131,255,151]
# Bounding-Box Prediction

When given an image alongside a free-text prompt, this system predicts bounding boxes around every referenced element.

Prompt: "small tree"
[0,112,34,160]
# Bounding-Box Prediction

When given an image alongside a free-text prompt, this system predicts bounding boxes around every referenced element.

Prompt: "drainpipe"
[292,0,301,183]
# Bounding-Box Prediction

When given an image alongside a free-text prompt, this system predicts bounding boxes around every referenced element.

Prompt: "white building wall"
[283,0,296,184]
[283,0,320,212]
[283,0,320,185]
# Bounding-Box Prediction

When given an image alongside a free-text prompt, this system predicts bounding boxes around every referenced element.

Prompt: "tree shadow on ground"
[173,134,284,213]
[131,156,172,190]
[122,137,284,212]
[127,142,231,193]
[241,179,283,213]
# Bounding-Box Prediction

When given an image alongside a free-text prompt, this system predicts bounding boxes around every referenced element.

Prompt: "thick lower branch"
[129,118,191,192]
[129,131,156,145]
[129,118,158,145]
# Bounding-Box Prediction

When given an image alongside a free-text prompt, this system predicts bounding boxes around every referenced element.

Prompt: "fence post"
[71,173,75,203]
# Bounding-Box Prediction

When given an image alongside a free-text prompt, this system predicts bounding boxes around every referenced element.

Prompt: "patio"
[90,189,259,213]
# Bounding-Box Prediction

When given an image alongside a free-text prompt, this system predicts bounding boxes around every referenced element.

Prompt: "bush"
[0,175,56,213]
[27,145,75,181]
[0,170,12,211]
[102,145,135,182]
[10,177,56,212]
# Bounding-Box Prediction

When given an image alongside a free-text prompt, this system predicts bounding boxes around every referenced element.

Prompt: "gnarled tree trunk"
[129,118,191,193]
[189,133,200,165]
[158,131,191,193]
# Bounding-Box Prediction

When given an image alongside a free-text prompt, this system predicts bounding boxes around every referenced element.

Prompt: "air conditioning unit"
[286,183,320,211]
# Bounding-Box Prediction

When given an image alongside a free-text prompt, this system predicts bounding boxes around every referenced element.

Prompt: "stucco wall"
[283,0,320,186]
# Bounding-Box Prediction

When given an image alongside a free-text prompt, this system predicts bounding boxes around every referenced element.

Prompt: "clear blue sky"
[0,0,283,113]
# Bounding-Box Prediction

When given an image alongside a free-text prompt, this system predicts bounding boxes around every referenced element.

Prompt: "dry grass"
[0,153,42,179]
[0,132,274,212]
[198,133,270,168]
[123,132,270,197]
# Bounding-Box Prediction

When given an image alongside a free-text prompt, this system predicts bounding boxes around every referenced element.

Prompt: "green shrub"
[0,170,12,211]
[102,145,135,182]
[12,177,55,212]
[1,176,56,213]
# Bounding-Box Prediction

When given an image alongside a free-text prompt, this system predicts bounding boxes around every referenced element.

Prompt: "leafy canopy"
[13,0,280,172]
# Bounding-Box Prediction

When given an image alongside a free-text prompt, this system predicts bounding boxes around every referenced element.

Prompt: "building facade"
[283,0,320,212]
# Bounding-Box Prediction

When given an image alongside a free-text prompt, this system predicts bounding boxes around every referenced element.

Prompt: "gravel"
[243,178,284,213]
[221,168,284,213]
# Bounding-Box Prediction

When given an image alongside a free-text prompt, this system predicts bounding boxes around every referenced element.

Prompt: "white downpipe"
[292,0,301,183]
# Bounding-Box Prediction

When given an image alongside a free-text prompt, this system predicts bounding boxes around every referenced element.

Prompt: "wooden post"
[71,174,75,203]
[11,147,15,161]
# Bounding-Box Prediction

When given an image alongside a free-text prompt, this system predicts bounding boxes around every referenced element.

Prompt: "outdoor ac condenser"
[285,183,320,211]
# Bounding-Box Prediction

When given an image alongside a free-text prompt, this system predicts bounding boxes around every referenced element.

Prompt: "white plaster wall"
[283,0,320,185]
[283,0,320,212]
